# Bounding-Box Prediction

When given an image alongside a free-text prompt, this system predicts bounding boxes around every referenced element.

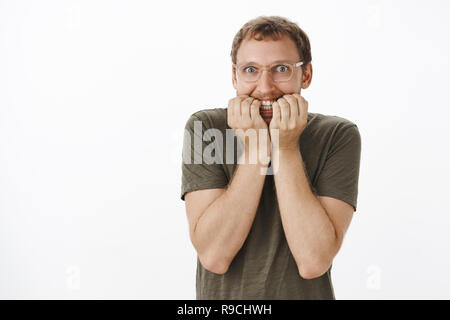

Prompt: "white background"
[1,0,450,299]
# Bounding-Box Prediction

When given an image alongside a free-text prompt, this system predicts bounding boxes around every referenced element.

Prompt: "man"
[180,16,361,299]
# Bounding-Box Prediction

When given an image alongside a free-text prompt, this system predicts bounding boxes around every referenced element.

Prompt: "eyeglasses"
[233,61,303,83]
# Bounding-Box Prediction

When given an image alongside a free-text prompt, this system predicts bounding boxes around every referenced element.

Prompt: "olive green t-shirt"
[180,107,361,300]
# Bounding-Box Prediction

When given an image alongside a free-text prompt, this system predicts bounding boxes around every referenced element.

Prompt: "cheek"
[295,73,304,87]
[236,82,255,95]
[279,81,301,94]
[275,84,294,95]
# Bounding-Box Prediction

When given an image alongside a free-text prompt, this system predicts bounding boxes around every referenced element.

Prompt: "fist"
[227,95,268,133]
[227,95,271,163]
[269,94,308,150]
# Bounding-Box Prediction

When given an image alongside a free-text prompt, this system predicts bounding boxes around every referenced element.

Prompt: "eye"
[276,65,289,73]
[244,66,257,73]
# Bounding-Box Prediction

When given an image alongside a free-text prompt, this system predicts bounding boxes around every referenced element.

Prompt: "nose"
[256,69,276,93]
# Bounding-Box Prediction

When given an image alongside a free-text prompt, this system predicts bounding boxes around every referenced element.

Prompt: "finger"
[233,97,242,117]
[250,99,261,121]
[295,94,308,120]
[227,104,233,128]
[302,98,309,122]
[293,94,304,117]
[283,95,299,119]
[241,97,254,120]
[277,97,290,123]
[227,98,234,118]
[271,101,281,125]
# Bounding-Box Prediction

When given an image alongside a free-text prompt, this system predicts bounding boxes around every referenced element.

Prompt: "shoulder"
[307,112,357,130]
[306,112,360,140]
[185,108,228,130]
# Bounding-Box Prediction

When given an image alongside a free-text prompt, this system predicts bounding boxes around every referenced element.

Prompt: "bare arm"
[186,150,269,275]
[185,95,271,274]
[269,94,354,279]
[273,148,343,279]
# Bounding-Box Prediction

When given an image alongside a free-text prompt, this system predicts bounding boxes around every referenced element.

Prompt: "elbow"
[192,235,231,275]
[298,260,332,280]
[191,233,230,275]
[298,266,326,280]
[199,254,230,275]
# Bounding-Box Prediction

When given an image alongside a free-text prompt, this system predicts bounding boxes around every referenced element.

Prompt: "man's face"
[232,34,312,125]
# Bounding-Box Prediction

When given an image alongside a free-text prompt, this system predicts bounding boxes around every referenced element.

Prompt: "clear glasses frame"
[233,61,304,83]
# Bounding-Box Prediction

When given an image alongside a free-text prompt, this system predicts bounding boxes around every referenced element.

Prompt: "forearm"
[273,147,337,275]
[194,151,270,273]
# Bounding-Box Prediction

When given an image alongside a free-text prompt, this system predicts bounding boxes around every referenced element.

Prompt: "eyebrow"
[239,60,296,66]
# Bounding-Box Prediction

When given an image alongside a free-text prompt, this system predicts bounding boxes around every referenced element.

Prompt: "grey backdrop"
[1,0,449,299]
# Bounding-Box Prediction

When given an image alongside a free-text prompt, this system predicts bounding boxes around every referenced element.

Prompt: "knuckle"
[289,120,296,129]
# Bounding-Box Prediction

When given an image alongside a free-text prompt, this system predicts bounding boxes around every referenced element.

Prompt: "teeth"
[260,100,274,110]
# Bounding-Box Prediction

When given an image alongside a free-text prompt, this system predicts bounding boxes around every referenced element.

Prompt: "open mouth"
[260,100,274,111]
[260,101,274,118]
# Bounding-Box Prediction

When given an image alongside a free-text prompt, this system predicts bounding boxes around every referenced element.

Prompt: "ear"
[232,65,237,90]
[301,63,313,89]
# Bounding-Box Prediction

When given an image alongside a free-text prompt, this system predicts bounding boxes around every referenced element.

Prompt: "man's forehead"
[236,34,300,65]
[238,59,296,66]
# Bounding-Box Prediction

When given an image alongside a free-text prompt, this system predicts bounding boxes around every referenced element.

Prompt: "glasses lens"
[271,64,293,82]
[238,65,259,82]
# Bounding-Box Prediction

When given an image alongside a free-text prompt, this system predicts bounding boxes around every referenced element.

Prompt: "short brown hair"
[230,16,312,71]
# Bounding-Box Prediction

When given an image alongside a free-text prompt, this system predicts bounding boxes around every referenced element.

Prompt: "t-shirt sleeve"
[312,124,361,212]
[180,113,229,201]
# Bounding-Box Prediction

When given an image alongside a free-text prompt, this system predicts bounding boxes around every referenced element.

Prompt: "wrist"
[274,144,299,153]
[240,144,270,165]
